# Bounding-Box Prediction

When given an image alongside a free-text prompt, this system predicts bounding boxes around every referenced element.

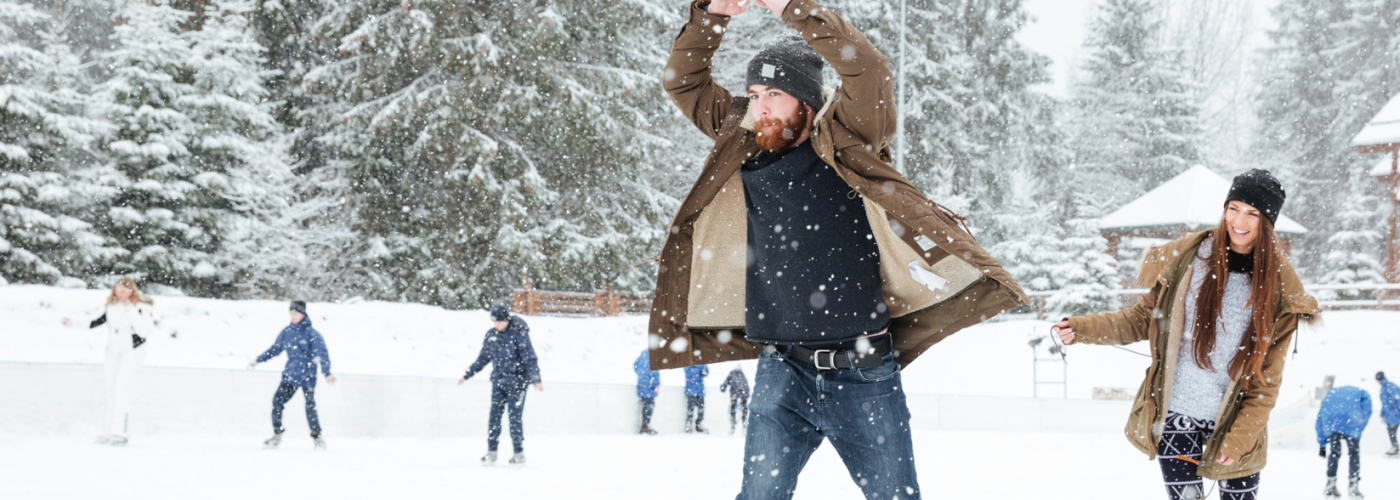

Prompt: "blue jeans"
[488,383,528,453]
[737,347,920,500]
[271,383,320,435]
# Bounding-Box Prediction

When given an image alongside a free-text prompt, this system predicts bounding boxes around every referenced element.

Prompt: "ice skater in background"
[1316,384,1371,499]
[248,300,336,450]
[1377,371,1400,457]
[718,367,749,435]
[683,364,708,433]
[62,276,159,446]
[634,349,660,435]
[459,304,542,466]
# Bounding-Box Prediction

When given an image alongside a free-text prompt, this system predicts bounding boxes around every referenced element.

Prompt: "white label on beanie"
[762,63,776,78]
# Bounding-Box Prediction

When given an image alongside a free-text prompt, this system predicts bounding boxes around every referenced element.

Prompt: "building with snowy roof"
[1354,93,1400,283]
[1097,165,1307,261]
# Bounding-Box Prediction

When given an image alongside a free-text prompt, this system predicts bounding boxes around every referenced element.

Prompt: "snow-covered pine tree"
[304,0,683,307]
[1067,0,1205,206]
[986,170,1063,295]
[1046,216,1120,316]
[88,0,224,295]
[182,0,311,298]
[0,2,114,286]
[1253,0,1400,274]
[1318,172,1386,301]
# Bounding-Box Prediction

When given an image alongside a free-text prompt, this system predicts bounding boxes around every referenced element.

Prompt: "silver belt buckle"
[812,349,837,370]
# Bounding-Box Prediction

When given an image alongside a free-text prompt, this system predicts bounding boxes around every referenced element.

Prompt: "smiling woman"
[1053,168,1320,500]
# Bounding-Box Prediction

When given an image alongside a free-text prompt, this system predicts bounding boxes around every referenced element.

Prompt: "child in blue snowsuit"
[250,300,335,449]
[635,349,660,435]
[460,304,542,465]
[1378,371,1400,456]
[1317,385,1372,498]
[684,364,709,433]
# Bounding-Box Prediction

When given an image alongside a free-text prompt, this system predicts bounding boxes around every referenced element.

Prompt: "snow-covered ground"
[4,284,1400,498]
[1,432,1394,499]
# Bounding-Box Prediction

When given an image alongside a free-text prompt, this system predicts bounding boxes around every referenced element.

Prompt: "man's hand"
[1216,454,1235,466]
[247,362,257,370]
[458,377,468,386]
[755,0,791,17]
[534,383,544,392]
[707,0,750,17]
[326,376,337,385]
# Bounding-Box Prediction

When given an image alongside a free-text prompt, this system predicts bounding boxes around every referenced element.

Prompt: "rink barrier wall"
[0,362,1138,438]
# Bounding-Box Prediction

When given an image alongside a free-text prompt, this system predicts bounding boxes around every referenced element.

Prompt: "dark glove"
[1319,446,1326,458]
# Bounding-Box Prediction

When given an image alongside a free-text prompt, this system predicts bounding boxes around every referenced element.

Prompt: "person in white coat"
[63,276,159,446]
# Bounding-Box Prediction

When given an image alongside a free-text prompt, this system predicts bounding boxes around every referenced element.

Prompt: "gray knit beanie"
[745,35,825,111]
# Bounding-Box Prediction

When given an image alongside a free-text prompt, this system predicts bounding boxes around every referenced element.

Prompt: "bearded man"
[652,0,1028,498]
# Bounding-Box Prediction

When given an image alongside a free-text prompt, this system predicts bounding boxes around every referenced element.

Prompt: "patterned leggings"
[1157,412,1259,500]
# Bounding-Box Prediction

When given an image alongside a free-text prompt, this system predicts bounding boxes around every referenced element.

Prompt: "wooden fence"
[511,274,651,317]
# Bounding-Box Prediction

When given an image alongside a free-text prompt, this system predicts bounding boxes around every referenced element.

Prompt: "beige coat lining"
[685,170,983,329]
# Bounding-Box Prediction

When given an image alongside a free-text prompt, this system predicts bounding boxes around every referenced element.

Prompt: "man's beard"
[754,105,810,152]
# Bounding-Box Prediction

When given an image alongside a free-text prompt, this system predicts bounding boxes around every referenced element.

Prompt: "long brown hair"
[1189,212,1281,390]
[106,276,154,306]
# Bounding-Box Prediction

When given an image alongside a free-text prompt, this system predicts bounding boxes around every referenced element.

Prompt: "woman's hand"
[326,376,337,385]
[1216,454,1235,466]
[457,377,467,386]
[534,383,544,392]
[61,317,71,327]
[706,0,750,16]
[247,362,257,370]
[1052,320,1075,344]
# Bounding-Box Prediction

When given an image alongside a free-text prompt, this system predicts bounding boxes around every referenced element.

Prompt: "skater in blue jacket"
[635,349,660,435]
[684,364,709,433]
[1316,385,1372,498]
[249,300,336,450]
[1378,372,1400,457]
[459,304,543,465]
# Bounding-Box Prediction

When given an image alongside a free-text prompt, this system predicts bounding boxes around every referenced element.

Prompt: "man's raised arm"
[768,0,896,149]
[664,0,743,140]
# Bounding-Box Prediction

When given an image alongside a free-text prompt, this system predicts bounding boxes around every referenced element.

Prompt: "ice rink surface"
[2,430,1396,499]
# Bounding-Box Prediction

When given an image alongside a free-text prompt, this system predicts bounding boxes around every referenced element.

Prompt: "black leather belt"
[781,335,893,370]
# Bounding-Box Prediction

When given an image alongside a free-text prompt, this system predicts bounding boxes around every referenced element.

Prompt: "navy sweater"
[740,140,890,345]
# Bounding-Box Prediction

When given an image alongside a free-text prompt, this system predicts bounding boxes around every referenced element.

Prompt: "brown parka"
[648,0,1028,371]
[1066,230,1320,480]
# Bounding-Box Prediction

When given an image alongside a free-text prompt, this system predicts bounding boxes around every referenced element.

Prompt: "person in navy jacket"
[1316,385,1372,498]
[459,304,543,465]
[249,300,336,450]
[720,367,750,435]
[684,364,709,433]
[635,349,660,435]
[1377,371,1400,456]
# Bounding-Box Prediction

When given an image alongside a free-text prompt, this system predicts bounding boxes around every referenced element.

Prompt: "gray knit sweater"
[1167,237,1254,422]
